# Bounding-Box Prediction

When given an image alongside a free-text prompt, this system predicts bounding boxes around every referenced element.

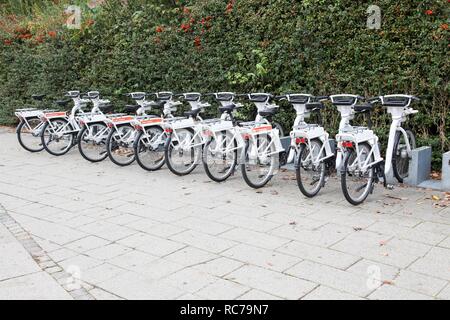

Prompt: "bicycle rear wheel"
[165,128,202,176]
[17,118,44,152]
[340,143,375,205]
[241,134,276,189]
[202,130,237,182]
[392,130,416,183]
[296,139,326,197]
[107,124,136,166]
[41,118,74,156]
[134,126,166,171]
[78,123,109,162]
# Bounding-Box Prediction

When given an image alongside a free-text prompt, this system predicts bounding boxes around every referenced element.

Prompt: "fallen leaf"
[289,221,297,225]
[270,190,279,195]
[379,240,387,246]
[382,280,394,285]
[432,195,440,201]
[353,227,362,231]
[256,190,263,194]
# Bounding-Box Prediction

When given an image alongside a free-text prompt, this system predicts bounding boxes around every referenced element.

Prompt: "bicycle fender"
[164,133,172,151]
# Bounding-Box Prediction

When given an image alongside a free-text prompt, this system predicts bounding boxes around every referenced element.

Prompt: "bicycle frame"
[287,94,334,166]
[382,95,418,176]
[333,94,383,173]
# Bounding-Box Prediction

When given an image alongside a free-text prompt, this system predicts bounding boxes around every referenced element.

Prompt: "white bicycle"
[164,93,211,176]
[77,91,118,162]
[40,91,92,156]
[236,93,285,189]
[133,92,183,171]
[200,92,246,182]
[332,94,382,205]
[15,94,58,152]
[280,94,334,197]
[105,92,155,167]
[371,94,419,183]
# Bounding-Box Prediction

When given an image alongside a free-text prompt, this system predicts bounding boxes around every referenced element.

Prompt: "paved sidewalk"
[0,127,449,300]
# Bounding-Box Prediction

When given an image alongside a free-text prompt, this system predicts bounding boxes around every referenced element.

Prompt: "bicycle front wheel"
[296,139,326,197]
[340,143,375,205]
[17,118,44,152]
[165,128,202,176]
[202,130,237,182]
[134,126,166,171]
[107,124,136,166]
[241,134,276,189]
[41,118,74,156]
[392,130,416,183]
[78,123,109,163]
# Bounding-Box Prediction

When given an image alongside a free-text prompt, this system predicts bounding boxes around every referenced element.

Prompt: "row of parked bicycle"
[14,91,419,205]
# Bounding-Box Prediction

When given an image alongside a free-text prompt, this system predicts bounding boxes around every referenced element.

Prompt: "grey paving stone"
[222,243,301,272]
[165,247,218,267]
[331,231,421,269]
[66,236,111,253]
[368,284,434,300]
[277,240,360,270]
[408,247,450,281]
[0,272,72,300]
[220,228,289,250]
[226,265,317,300]
[169,229,236,254]
[302,285,365,300]
[196,279,250,300]
[393,270,447,297]
[368,221,446,246]
[286,260,375,297]
[193,257,244,277]
[85,243,132,261]
[237,289,283,300]
[271,223,355,247]
[437,284,450,300]
[97,271,184,300]
[162,267,219,294]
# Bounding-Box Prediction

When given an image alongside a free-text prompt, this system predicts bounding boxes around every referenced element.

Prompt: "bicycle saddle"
[382,96,411,107]
[331,96,359,106]
[219,104,237,114]
[55,99,70,107]
[216,93,234,101]
[87,91,100,99]
[184,108,202,118]
[249,94,272,103]
[99,103,114,113]
[258,108,278,117]
[305,102,324,110]
[32,94,45,101]
[125,105,140,113]
[184,93,201,101]
[289,95,311,104]
[354,103,373,112]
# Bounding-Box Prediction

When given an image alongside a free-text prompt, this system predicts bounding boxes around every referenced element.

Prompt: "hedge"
[0,0,448,169]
